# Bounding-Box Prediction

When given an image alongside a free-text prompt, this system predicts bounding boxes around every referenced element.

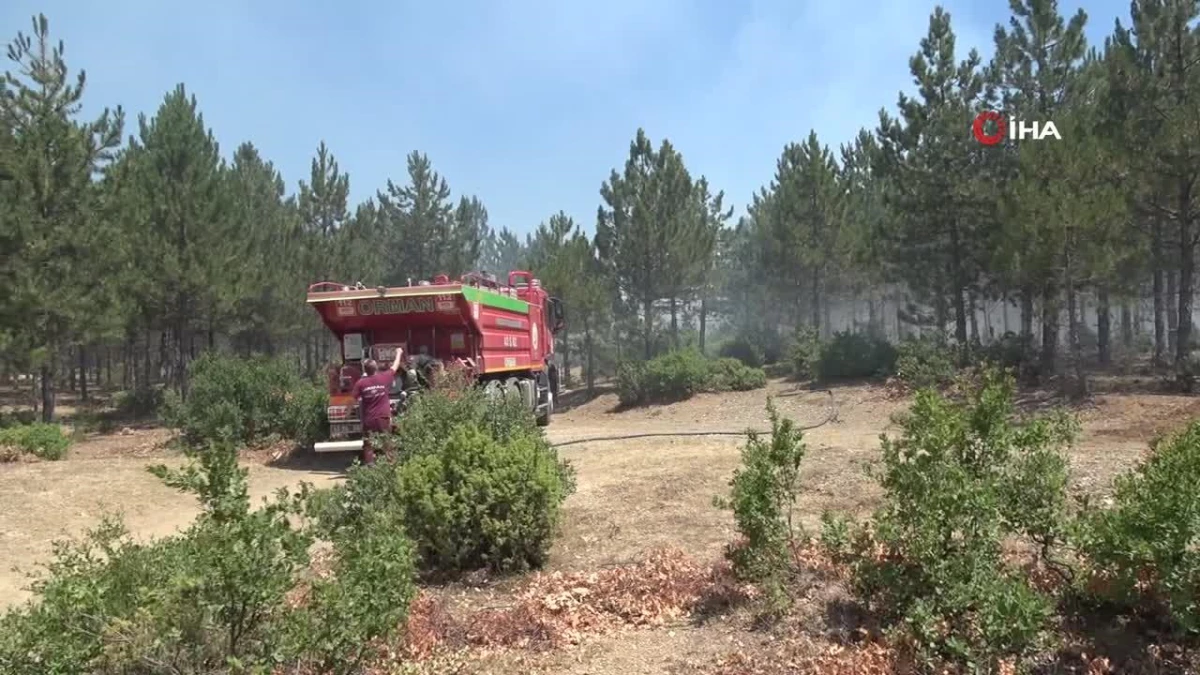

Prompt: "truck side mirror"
[549,297,566,333]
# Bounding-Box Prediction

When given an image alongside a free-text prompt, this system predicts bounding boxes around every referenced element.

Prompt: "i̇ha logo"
[972,111,1061,145]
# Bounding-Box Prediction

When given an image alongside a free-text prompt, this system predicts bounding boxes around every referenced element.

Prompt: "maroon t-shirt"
[351,368,395,424]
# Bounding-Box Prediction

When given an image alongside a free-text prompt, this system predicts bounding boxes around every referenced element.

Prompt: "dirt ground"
[2,378,1198,672]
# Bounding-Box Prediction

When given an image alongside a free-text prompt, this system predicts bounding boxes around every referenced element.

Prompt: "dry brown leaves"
[400,548,750,661]
[706,639,901,675]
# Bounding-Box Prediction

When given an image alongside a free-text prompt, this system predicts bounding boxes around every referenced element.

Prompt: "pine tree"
[1,14,123,418]
[1109,0,1200,377]
[377,151,454,283]
[993,0,1090,371]
[116,84,224,395]
[876,7,988,355]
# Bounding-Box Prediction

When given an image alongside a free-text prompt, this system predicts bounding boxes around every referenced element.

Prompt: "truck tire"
[536,372,553,426]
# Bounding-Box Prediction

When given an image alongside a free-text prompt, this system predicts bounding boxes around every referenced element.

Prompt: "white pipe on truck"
[313,439,364,453]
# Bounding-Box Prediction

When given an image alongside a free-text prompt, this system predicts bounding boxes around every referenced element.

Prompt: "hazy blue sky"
[3,1,1126,235]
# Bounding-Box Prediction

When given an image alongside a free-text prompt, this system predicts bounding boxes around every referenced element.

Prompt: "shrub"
[1075,421,1200,631]
[163,353,328,447]
[0,410,37,429]
[0,439,417,675]
[708,357,768,392]
[616,349,709,406]
[813,331,897,383]
[391,368,541,460]
[788,328,822,380]
[311,373,575,578]
[618,350,768,407]
[616,360,648,407]
[714,402,807,612]
[827,368,1075,670]
[718,335,765,367]
[894,334,957,390]
[0,422,70,461]
[395,424,568,574]
[979,331,1035,371]
[112,386,164,419]
[283,507,417,674]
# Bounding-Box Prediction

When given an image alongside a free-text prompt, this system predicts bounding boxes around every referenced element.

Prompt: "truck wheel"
[536,371,553,426]
[536,388,553,426]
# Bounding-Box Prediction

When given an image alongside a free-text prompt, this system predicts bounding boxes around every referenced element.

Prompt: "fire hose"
[548,390,839,448]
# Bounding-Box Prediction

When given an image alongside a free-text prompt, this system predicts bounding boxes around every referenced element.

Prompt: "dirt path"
[0,431,344,608]
[2,380,1196,624]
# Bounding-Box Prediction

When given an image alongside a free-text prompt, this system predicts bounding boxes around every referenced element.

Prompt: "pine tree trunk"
[699,296,708,353]
[1020,288,1034,341]
[1176,195,1195,370]
[584,317,595,394]
[174,320,189,399]
[143,332,152,387]
[1040,287,1059,374]
[1098,287,1111,366]
[79,346,89,403]
[643,299,654,360]
[823,294,832,340]
[1121,302,1133,349]
[40,364,55,423]
[669,297,679,349]
[1167,270,1179,354]
[968,290,979,343]
[1067,281,1087,398]
[1153,221,1167,367]
[811,268,821,335]
[68,349,77,393]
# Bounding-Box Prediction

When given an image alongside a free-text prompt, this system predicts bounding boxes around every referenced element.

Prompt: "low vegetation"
[0,438,416,674]
[163,353,328,448]
[705,368,1200,672]
[0,422,71,461]
[714,401,807,613]
[616,349,767,407]
[309,372,575,578]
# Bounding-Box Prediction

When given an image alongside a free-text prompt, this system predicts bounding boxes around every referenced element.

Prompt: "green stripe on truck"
[462,286,529,313]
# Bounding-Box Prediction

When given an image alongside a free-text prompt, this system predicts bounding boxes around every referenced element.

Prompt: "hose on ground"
[549,390,839,448]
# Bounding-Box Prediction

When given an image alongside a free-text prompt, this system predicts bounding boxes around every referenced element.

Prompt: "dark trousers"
[361,417,391,465]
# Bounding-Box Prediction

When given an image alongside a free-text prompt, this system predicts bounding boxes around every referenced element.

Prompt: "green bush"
[1075,421,1200,631]
[396,424,568,574]
[718,335,765,367]
[826,369,1075,670]
[311,374,575,578]
[0,410,37,429]
[894,334,958,389]
[112,386,164,419]
[0,422,70,460]
[709,357,769,392]
[788,328,822,380]
[392,369,541,460]
[617,350,768,407]
[0,440,416,675]
[616,361,649,407]
[283,508,417,674]
[163,353,328,447]
[813,331,897,383]
[979,332,1035,371]
[714,402,807,612]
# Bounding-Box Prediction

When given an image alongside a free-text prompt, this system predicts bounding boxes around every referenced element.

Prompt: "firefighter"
[351,346,404,465]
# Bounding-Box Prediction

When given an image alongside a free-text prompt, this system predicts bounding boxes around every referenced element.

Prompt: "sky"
[2,0,1129,236]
